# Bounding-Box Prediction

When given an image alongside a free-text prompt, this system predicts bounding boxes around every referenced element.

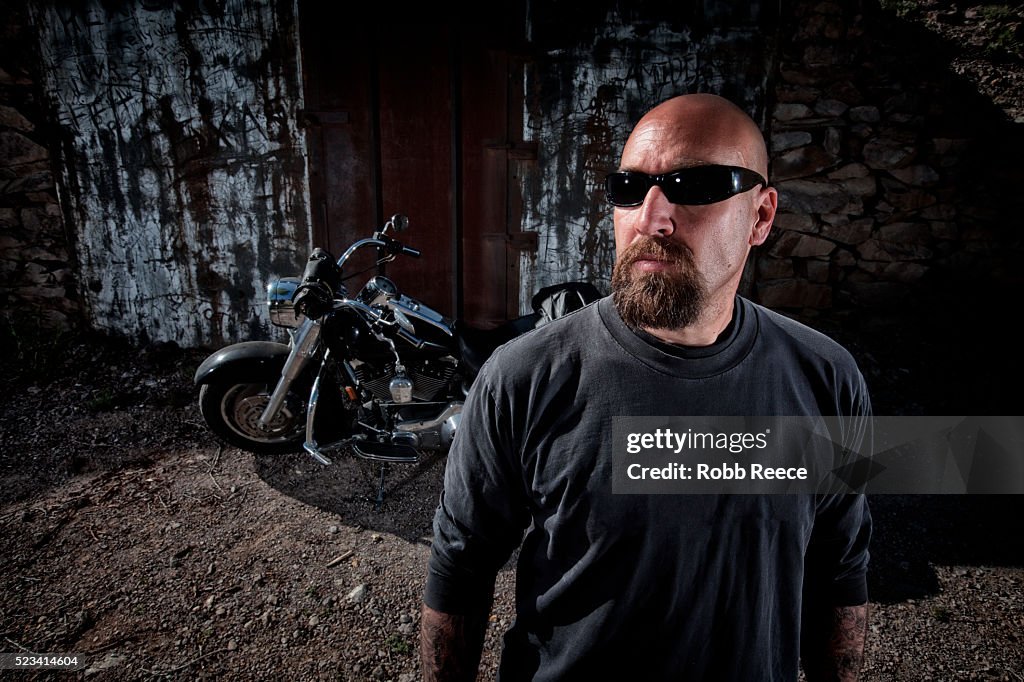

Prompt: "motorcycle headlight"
[267,277,302,328]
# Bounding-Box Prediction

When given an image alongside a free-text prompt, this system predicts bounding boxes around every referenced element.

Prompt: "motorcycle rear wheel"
[198,378,306,455]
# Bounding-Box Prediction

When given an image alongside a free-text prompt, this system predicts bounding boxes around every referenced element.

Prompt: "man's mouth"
[632,258,674,272]
[619,237,693,276]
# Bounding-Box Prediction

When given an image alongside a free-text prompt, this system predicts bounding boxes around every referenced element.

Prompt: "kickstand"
[374,462,387,511]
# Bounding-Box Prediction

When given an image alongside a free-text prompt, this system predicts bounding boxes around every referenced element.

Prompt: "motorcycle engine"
[349,358,459,403]
[348,357,463,451]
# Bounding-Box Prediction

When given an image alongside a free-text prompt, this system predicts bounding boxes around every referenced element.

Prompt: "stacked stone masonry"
[0,6,80,334]
[759,0,1022,316]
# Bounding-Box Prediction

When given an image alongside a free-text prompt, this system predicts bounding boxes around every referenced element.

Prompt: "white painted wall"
[33,0,311,347]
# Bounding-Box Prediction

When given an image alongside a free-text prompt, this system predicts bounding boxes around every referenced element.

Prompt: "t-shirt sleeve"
[807,366,873,606]
[424,357,530,614]
[807,493,872,605]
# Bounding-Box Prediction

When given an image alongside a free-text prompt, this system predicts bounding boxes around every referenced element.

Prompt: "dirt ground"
[0,326,1021,681]
[0,332,503,681]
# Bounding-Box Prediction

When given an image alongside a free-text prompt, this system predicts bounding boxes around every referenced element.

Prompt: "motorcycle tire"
[198,377,306,455]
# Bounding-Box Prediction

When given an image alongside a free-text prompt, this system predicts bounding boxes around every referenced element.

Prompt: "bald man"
[420,94,871,681]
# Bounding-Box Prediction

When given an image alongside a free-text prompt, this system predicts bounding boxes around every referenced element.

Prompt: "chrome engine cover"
[351,359,457,402]
[393,402,463,450]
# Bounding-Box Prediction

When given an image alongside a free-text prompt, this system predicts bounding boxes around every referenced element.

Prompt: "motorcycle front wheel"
[198,378,306,455]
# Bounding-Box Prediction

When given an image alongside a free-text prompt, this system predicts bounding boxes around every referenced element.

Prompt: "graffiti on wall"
[33,0,311,347]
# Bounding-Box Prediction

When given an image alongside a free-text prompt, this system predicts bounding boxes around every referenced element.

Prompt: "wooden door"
[297,4,532,325]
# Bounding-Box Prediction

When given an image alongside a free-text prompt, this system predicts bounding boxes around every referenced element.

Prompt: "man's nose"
[632,185,676,237]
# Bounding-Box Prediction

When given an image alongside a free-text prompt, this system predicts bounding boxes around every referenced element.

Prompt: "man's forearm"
[420,603,491,682]
[804,603,868,682]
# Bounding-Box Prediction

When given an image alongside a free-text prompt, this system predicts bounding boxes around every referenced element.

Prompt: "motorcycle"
[194,214,601,505]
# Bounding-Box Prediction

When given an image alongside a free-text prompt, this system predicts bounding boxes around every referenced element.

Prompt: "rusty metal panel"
[297,1,378,261]
[375,26,455,318]
[460,47,514,326]
[32,0,311,347]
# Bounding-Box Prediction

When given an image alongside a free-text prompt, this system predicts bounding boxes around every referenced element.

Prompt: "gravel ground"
[0,333,520,681]
[0,330,1020,681]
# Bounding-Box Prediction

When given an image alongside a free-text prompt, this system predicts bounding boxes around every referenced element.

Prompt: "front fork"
[258,318,322,431]
[302,361,332,465]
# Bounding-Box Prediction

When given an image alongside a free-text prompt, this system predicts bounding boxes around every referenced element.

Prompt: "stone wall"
[761,1,1024,313]
[0,1,80,335]
[759,0,1024,412]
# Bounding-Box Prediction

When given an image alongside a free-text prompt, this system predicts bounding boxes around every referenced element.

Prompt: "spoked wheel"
[198,379,306,455]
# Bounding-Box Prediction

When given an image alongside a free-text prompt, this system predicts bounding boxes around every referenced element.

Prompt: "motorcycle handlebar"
[336,235,420,269]
[381,237,420,259]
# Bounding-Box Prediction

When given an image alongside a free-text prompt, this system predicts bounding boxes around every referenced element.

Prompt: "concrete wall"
[28,0,311,347]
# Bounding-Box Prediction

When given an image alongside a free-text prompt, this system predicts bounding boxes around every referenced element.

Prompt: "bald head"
[620,94,769,178]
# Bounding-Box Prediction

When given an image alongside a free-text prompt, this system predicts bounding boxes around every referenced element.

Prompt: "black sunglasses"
[604,165,767,207]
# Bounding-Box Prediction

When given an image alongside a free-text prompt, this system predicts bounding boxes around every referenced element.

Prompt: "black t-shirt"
[425,296,872,681]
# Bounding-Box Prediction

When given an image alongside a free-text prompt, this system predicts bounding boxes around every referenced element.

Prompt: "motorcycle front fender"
[193,341,292,386]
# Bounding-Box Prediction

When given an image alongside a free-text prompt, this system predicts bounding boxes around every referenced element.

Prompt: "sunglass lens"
[605,173,646,207]
[663,167,730,205]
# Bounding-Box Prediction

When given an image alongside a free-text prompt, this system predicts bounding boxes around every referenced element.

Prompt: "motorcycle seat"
[455,281,602,377]
[531,281,603,327]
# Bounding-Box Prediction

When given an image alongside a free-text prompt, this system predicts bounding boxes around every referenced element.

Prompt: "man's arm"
[420,358,527,681]
[420,597,492,682]
[801,490,871,682]
[804,368,872,681]
[802,603,868,682]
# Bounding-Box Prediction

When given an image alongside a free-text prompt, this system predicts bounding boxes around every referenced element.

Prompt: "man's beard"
[611,237,708,330]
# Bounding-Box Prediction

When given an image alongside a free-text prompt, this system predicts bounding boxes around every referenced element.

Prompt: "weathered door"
[297,5,532,325]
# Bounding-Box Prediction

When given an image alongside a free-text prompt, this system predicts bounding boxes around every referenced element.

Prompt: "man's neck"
[641,296,736,347]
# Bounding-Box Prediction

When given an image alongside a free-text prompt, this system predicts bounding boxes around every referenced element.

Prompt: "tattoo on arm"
[828,604,868,681]
[804,604,868,682]
[420,603,490,682]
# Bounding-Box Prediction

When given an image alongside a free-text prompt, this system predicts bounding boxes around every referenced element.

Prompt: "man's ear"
[749,186,778,246]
